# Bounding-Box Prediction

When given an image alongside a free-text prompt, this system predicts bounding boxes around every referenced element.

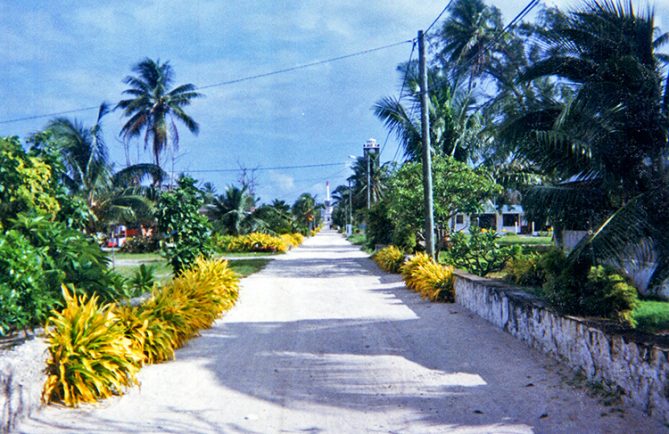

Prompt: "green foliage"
[365,201,393,248]
[156,176,212,274]
[444,226,512,276]
[120,236,160,253]
[0,231,53,335]
[504,252,545,287]
[0,136,61,226]
[386,155,501,250]
[538,250,639,325]
[10,213,123,302]
[632,301,669,333]
[582,266,639,326]
[129,264,157,296]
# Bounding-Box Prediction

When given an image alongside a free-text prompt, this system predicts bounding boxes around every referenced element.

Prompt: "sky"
[1,1,668,204]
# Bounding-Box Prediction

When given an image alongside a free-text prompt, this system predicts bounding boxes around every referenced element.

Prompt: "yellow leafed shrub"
[130,257,240,363]
[281,233,304,249]
[373,245,405,273]
[217,233,288,253]
[400,253,455,302]
[400,253,432,285]
[410,262,455,302]
[42,286,144,406]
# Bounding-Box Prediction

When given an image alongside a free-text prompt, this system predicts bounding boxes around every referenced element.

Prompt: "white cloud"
[268,171,295,192]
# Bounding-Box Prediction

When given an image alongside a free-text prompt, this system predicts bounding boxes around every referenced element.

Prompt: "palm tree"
[292,193,323,232]
[509,0,669,289]
[43,105,165,232]
[433,0,503,89]
[116,58,202,169]
[206,185,261,235]
[374,65,481,163]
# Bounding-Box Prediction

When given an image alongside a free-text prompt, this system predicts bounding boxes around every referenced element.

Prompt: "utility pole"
[418,30,435,259]
[348,178,353,227]
[363,138,379,210]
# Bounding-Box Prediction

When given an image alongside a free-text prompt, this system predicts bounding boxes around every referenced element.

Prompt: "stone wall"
[453,270,669,424]
[0,336,48,433]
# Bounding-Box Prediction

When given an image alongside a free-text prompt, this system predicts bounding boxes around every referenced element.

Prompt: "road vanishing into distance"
[17,231,666,433]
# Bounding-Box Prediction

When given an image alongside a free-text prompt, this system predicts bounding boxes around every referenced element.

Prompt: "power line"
[0,106,100,125]
[184,162,343,173]
[425,0,455,35]
[380,39,417,158]
[197,40,413,90]
[0,40,413,126]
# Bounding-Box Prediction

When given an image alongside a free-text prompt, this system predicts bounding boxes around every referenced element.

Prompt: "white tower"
[324,181,333,228]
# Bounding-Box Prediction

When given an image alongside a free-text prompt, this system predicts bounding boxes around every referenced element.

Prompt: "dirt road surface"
[16,230,666,433]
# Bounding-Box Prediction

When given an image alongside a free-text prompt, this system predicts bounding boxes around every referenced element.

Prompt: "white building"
[451,203,534,234]
[324,181,333,229]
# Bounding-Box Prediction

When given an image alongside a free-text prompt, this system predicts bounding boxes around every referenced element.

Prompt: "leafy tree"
[432,0,503,89]
[156,176,212,274]
[0,136,61,227]
[386,155,501,252]
[35,110,164,232]
[508,0,669,289]
[206,185,263,235]
[374,67,481,163]
[292,193,323,234]
[117,58,202,169]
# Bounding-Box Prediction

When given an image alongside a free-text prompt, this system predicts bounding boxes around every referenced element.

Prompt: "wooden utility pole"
[418,30,435,259]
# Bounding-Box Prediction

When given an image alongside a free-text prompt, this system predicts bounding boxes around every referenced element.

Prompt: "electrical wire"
[184,162,343,173]
[379,39,417,158]
[0,40,413,125]
[425,0,455,35]
[197,39,412,90]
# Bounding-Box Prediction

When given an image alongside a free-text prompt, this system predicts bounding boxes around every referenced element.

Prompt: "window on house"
[456,214,464,224]
[503,214,519,227]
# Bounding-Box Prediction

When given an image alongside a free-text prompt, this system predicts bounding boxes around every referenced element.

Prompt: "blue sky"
[1,1,667,204]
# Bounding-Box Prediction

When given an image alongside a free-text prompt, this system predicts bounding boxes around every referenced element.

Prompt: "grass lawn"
[216,251,282,258]
[347,233,366,246]
[633,300,669,333]
[228,258,271,278]
[109,252,163,262]
[497,235,553,246]
[113,261,173,285]
[111,257,271,284]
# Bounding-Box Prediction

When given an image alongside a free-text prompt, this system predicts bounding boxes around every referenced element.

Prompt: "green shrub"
[0,230,53,335]
[538,249,639,326]
[120,236,160,253]
[444,226,512,276]
[156,176,213,274]
[504,252,545,287]
[128,264,157,296]
[582,266,639,326]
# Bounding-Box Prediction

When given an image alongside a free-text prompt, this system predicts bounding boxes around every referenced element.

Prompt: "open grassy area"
[216,251,282,258]
[228,258,271,278]
[633,300,669,333]
[109,252,163,262]
[113,261,173,285]
[111,257,271,285]
[496,235,553,246]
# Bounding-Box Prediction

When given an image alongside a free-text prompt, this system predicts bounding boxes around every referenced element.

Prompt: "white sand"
[16,230,666,433]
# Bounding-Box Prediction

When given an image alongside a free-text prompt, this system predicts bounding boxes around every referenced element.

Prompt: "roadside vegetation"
[340,0,669,333]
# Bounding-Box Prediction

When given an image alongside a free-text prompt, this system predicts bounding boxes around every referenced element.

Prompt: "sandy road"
[16,230,666,433]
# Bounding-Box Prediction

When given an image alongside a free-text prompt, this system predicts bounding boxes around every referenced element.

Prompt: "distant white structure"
[451,203,532,234]
[324,181,333,228]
